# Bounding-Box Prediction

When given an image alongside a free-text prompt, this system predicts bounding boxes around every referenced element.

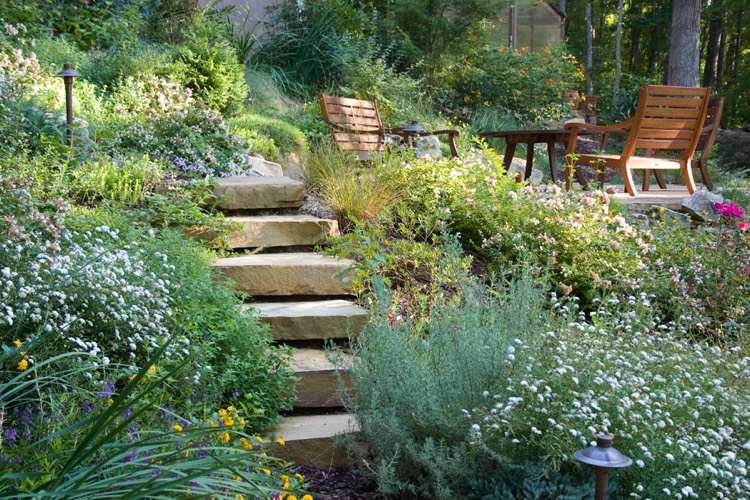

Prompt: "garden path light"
[574,433,632,500]
[55,63,78,147]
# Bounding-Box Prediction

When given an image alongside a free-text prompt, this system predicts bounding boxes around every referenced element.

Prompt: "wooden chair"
[319,94,459,160]
[642,95,724,191]
[564,85,711,196]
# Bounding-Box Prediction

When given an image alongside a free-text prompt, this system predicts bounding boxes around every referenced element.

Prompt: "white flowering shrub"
[350,273,750,498]
[0,184,181,368]
[0,180,295,426]
[468,291,750,498]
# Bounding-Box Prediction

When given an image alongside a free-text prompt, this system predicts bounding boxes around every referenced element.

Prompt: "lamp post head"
[574,433,633,469]
[55,64,79,79]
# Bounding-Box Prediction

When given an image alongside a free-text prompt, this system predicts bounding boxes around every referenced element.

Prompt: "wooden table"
[479,128,580,184]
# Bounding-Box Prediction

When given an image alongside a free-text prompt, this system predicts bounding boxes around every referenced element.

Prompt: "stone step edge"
[212,252,355,297]
[226,215,340,249]
[269,413,360,468]
[290,348,353,408]
[244,299,367,341]
[213,176,305,210]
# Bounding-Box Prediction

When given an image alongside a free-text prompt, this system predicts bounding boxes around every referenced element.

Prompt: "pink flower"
[714,202,745,218]
[740,222,750,232]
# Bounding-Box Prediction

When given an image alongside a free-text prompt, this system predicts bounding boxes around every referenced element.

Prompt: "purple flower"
[81,399,94,414]
[98,381,115,400]
[3,427,18,445]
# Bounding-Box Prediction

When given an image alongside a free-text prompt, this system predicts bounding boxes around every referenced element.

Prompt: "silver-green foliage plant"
[350,263,750,498]
[349,268,573,498]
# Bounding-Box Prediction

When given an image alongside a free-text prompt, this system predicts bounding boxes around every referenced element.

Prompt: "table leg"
[503,140,517,172]
[525,142,534,180]
[547,141,557,182]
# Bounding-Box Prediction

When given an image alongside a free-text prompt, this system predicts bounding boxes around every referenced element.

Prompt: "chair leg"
[654,171,667,189]
[698,159,713,190]
[681,162,697,194]
[622,165,637,196]
[642,169,651,192]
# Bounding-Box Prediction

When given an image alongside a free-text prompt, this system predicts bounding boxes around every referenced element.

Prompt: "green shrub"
[351,272,750,498]
[68,155,165,205]
[439,45,583,125]
[230,112,308,156]
[174,29,248,113]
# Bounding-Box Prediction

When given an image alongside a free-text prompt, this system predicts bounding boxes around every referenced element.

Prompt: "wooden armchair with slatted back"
[320,94,459,160]
[564,85,711,196]
[641,95,724,191]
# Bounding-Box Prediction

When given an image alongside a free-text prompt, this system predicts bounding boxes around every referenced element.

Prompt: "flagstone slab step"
[291,348,352,408]
[213,176,304,210]
[247,300,367,341]
[272,414,359,467]
[227,215,338,249]
[213,252,354,296]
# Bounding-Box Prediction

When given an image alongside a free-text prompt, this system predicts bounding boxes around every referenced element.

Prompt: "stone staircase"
[211,176,364,467]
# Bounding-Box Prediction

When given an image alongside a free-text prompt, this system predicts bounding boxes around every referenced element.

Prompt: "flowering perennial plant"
[0,183,183,371]
[467,292,750,498]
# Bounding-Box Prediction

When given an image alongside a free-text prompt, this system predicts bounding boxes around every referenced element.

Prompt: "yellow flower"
[173,423,184,433]
[234,474,242,481]
[16,358,28,371]
[254,435,264,443]
[301,495,313,500]
[222,416,235,427]
[256,467,271,476]
[235,495,245,500]
[13,339,21,348]
[239,437,254,450]
[238,417,246,428]
[107,398,114,406]
[280,474,289,483]
[287,496,298,500]
[227,405,236,412]
[278,494,287,500]
[295,473,304,482]
[218,408,228,417]
[147,364,157,374]
[275,437,285,446]
[218,431,231,444]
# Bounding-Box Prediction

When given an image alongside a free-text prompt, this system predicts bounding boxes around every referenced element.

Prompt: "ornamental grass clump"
[350,271,750,498]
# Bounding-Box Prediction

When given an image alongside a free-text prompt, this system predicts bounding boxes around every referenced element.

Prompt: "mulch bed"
[296,466,422,500]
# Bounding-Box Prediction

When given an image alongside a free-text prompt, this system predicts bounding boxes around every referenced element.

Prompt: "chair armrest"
[564,118,633,134]
[408,129,460,137]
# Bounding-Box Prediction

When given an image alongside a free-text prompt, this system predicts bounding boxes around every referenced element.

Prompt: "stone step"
[213,253,354,296]
[227,215,338,249]
[248,300,367,341]
[290,348,352,408]
[213,176,304,210]
[272,414,359,468]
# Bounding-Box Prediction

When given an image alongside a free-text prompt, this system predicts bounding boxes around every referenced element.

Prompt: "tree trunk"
[703,0,723,88]
[668,0,701,86]
[559,0,567,38]
[586,1,594,96]
[716,22,726,88]
[613,0,625,106]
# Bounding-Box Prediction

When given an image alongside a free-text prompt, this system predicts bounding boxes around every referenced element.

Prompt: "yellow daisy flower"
[17,358,29,371]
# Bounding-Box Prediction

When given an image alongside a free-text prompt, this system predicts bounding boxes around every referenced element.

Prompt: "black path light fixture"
[55,63,79,147]
[573,433,632,500]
